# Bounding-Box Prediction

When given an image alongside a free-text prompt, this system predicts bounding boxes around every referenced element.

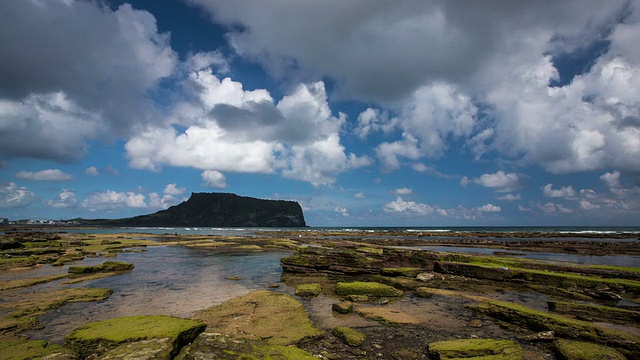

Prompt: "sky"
[1,0,640,227]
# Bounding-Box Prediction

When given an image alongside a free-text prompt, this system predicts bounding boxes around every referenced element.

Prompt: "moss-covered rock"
[97,338,174,360]
[332,301,353,314]
[175,332,316,359]
[0,315,39,334]
[355,307,420,325]
[468,299,640,358]
[346,295,370,302]
[64,315,206,359]
[0,337,75,360]
[0,274,68,292]
[68,261,134,274]
[194,290,323,346]
[436,261,640,295]
[295,283,322,297]
[547,300,640,326]
[52,253,85,266]
[333,326,366,347]
[554,339,625,360]
[336,281,403,297]
[1,287,112,318]
[380,267,422,277]
[427,338,523,360]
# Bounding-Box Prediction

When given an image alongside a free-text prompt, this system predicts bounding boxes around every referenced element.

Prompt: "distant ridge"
[87,192,306,227]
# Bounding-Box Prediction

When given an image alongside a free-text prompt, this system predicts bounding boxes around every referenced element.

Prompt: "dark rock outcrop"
[91,193,306,227]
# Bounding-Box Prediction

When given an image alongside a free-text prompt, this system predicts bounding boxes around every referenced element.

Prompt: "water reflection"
[24,246,290,343]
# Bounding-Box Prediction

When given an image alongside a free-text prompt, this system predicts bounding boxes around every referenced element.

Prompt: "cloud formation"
[0,182,36,209]
[384,197,435,216]
[461,171,521,192]
[201,170,227,189]
[15,169,73,181]
[81,191,147,211]
[126,74,370,186]
[46,189,77,209]
[188,0,640,177]
[0,1,176,161]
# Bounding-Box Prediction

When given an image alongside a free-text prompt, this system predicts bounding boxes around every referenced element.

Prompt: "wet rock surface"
[1,229,639,359]
[64,315,206,359]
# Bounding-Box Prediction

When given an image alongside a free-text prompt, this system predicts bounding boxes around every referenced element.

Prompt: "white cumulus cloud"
[127,77,369,186]
[475,203,501,213]
[201,170,227,189]
[81,191,147,211]
[394,188,413,195]
[334,206,350,217]
[46,189,77,209]
[0,182,36,209]
[163,183,186,196]
[461,171,521,192]
[384,196,434,216]
[0,1,177,162]
[542,184,577,198]
[15,169,73,181]
[84,167,99,177]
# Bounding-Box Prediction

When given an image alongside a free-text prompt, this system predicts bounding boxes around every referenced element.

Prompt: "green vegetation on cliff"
[88,192,306,227]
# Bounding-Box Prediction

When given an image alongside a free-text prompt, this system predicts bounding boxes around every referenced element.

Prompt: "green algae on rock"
[175,332,316,360]
[427,338,523,360]
[1,287,112,318]
[380,267,422,277]
[64,315,206,359]
[194,290,323,346]
[0,337,75,360]
[97,338,174,360]
[547,300,640,326]
[295,283,322,297]
[68,261,134,274]
[467,299,640,358]
[335,281,403,297]
[0,274,68,292]
[554,339,625,360]
[0,315,38,334]
[332,301,353,314]
[333,326,366,347]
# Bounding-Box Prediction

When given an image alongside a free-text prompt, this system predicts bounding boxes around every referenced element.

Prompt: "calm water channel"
[18,246,289,343]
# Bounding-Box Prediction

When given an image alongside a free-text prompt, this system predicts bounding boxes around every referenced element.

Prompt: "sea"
[8,225,638,236]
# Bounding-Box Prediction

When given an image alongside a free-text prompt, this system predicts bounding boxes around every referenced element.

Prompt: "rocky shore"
[0,230,639,359]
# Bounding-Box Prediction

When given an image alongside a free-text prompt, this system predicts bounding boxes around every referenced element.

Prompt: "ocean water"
[10,225,639,236]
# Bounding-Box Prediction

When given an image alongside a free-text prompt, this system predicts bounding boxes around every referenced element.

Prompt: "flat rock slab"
[295,283,322,297]
[194,290,323,346]
[333,326,366,347]
[336,281,403,297]
[554,339,625,360]
[64,315,206,359]
[428,338,523,360]
[175,332,316,359]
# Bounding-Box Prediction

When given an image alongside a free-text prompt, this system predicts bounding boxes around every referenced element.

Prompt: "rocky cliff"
[95,193,306,227]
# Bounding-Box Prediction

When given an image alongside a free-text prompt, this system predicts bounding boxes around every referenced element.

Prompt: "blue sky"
[1,0,640,226]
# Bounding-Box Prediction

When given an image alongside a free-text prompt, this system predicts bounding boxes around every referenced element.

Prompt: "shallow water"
[22,246,290,343]
[8,238,640,346]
